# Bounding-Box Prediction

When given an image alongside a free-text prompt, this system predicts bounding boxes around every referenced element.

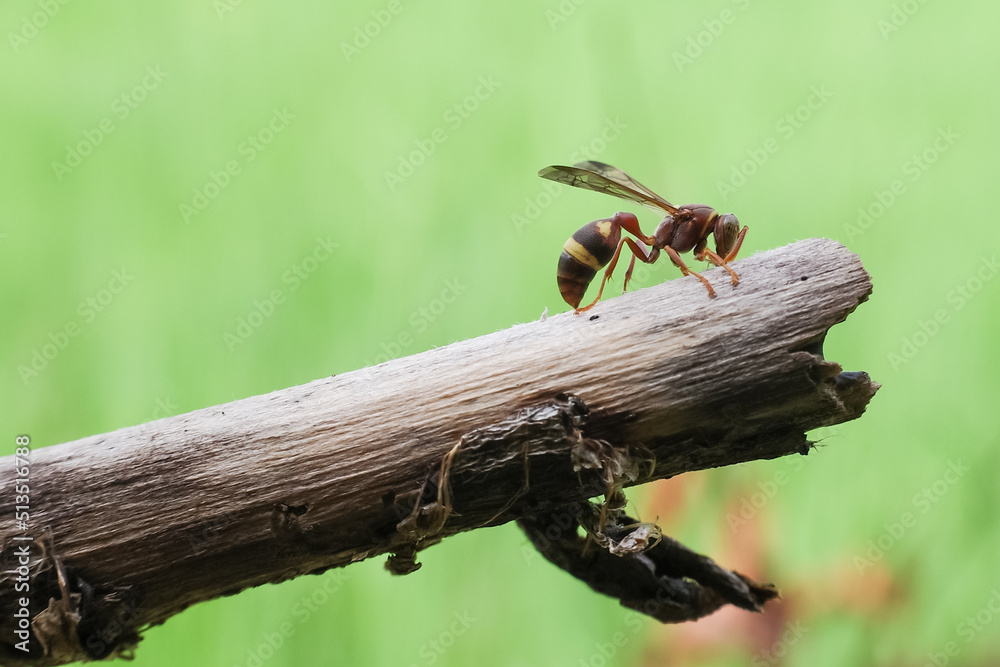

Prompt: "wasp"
[539,161,749,312]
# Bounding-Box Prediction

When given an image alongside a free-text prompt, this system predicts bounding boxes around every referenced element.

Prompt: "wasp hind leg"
[577,238,656,313]
[621,239,654,294]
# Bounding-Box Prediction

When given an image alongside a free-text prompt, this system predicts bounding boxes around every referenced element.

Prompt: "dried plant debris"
[270,502,312,553]
[606,522,662,557]
[73,579,141,660]
[381,391,775,624]
[380,391,775,622]
[519,396,776,622]
[386,394,594,574]
[385,545,422,576]
[29,558,81,663]
[518,502,777,623]
[3,536,142,663]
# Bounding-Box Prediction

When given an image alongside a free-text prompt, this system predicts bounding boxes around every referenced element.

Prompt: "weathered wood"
[0,238,878,665]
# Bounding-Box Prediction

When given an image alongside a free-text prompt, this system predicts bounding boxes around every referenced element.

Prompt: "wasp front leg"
[696,216,749,285]
[696,225,748,287]
[695,245,740,286]
[663,245,717,298]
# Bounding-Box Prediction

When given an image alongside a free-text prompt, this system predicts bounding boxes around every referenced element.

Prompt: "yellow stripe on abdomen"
[562,238,604,270]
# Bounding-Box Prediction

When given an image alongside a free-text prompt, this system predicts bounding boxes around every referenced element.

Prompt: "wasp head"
[714,213,741,258]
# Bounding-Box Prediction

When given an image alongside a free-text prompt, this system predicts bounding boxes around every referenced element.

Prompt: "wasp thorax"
[652,215,676,248]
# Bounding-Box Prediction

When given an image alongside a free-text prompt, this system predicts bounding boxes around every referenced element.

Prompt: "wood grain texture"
[0,238,878,665]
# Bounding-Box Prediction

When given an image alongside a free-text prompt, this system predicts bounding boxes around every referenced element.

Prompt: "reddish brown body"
[541,161,749,312]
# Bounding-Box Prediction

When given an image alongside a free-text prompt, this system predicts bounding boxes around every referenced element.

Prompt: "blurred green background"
[2,0,998,665]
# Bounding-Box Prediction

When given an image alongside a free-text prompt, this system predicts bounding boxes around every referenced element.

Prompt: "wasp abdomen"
[556,217,621,309]
[557,251,596,309]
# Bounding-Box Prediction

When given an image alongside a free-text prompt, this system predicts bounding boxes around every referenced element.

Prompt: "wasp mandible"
[539,161,749,313]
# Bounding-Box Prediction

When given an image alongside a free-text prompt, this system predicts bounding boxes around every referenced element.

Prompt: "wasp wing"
[538,162,678,215]
[571,161,666,201]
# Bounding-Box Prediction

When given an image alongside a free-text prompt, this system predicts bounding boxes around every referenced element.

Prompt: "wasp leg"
[663,246,717,298]
[577,238,655,313]
[696,247,740,286]
[698,221,748,286]
[621,239,654,294]
[722,226,749,264]
[613,213,657,247]
[622,254,638,295]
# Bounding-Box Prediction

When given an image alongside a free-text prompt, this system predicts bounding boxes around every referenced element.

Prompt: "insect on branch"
[0,237,878,666]
[542,160,747,312]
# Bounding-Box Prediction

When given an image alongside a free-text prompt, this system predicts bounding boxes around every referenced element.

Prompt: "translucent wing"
[538,161,678,215]
[572,161,665,201]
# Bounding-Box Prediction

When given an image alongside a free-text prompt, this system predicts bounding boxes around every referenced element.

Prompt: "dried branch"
[0,238,878,665]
